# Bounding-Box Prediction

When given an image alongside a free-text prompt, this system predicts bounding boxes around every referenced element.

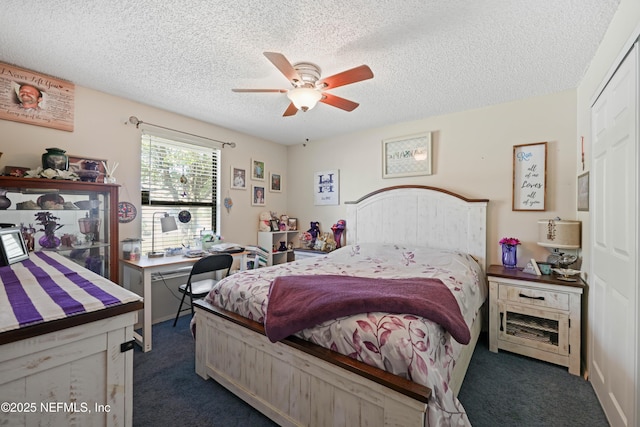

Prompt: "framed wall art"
[251,159,265,181]
[512,142,547,211]
[0,61,75,132]
[270,172,282,192]
[230,165,247,190]
[314,170,339,206]
[252,185,265,206]
[577,171,589,212]
[382,132,432,178]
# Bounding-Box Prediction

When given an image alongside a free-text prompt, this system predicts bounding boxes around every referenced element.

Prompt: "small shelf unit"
[257,230,298,266]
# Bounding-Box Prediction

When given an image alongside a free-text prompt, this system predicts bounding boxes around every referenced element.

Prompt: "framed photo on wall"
[270,172,282,192]
[512,142,547,211]
[382,132,432,178]
[230,165,247,190]
[252,185,265,206]
[251,159,265,181]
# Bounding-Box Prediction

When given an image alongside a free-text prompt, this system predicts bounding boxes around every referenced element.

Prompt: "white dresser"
[0,252,143,426]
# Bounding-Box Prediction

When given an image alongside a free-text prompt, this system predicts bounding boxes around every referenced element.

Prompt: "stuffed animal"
[258,211,271,232]
[279,214,289,231]
[307,221,321,246]
[331,219,346,248]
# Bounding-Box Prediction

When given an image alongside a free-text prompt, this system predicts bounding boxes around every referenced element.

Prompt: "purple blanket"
[264,274,470,344]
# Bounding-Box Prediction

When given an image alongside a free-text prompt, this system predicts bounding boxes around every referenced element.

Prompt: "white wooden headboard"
[346,185,489,271]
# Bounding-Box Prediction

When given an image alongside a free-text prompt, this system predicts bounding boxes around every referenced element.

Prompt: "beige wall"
[287,89,579,267]
[576,0,640,280]
[0,85,288,248]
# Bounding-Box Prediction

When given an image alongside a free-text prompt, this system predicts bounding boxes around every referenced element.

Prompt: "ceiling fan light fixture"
[287,87,322,112]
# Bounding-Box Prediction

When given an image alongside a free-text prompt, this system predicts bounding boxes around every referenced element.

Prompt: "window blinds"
[140,134,219,253]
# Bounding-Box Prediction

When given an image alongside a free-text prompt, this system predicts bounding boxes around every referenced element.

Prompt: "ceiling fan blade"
[320,93,359,112]
[232,88,287,93]
[264,52,302,84]
[318,65,373,90]
[283,102,298,117]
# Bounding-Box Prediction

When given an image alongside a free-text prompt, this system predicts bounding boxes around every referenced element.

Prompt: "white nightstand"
[487,264,585,376]
[293,248,326,261]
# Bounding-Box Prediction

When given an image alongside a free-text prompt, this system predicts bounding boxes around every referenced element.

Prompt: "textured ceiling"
[0,1,620,145]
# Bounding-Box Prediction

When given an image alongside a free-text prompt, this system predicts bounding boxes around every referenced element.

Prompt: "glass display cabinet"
[0,176,119,281]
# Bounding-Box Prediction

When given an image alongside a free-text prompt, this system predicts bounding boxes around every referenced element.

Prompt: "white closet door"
[590,42,638,427]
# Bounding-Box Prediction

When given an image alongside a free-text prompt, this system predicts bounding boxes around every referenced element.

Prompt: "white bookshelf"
[257,231,298,266]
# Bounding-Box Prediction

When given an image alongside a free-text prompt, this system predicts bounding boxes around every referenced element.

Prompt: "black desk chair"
[173,254,233,327]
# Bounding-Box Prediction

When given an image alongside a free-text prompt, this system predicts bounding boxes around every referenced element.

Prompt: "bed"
[194,185,488,426]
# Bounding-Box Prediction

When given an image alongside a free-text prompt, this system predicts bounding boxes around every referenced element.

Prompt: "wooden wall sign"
[0,61,74,132]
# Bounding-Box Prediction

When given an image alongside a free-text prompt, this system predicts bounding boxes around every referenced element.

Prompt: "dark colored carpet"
[134,317,609,426]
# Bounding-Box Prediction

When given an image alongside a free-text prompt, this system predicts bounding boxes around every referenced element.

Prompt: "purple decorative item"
[499,237,521,269]
[35,211,63,249]
[85,255,103,275]
[331,219,346,248]
[501,244,518,269]
[307,222,320,246]
[83,160,99,171]
[38,234,61,249]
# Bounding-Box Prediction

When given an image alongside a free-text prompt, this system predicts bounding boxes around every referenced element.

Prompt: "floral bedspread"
[205,243,486,427]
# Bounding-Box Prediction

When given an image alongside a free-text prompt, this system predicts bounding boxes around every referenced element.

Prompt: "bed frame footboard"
[194,301,430,427]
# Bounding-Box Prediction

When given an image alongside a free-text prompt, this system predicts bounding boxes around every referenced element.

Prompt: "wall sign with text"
[512,142,547,211]
[314,170,339,205]
[0,61,74,132]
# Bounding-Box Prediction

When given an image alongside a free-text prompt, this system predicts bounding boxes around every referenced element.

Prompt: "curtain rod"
[128,116,236,148]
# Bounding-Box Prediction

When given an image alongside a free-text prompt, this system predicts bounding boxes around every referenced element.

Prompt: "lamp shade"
[160,214,178,232]
[537,219,581,249]
[287,87,322,111]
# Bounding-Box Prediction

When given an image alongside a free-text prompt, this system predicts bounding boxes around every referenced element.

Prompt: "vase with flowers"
[499,237,521,269]
[35,211,63,249]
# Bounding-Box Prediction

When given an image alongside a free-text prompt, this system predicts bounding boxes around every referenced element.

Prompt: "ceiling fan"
[232,52,374,116]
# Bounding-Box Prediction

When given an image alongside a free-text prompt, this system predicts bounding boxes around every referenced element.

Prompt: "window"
[140,133,219,254]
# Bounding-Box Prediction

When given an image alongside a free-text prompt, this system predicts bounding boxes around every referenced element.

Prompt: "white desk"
[120,252,249,352]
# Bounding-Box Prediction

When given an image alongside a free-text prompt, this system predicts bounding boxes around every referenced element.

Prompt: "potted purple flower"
[35,211,64,249]
[499,237,521,269]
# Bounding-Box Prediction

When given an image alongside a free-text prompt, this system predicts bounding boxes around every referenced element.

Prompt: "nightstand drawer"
[498,284,569,311]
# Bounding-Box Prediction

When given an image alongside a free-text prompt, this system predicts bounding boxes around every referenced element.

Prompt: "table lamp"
[537,219,581,268]
[149,212,178,258]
